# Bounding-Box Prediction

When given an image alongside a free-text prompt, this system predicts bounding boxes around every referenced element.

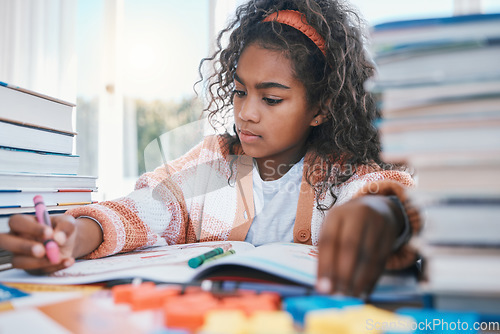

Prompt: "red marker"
[33,195,60,264]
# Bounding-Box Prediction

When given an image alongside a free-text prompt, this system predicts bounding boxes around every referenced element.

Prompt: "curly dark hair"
[198,0,383,209]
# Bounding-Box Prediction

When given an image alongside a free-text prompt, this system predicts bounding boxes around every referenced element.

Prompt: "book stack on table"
[368,13,500,318]
[0,82,97,267]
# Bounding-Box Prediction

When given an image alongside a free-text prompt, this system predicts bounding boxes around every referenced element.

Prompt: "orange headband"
[262,10,326,56]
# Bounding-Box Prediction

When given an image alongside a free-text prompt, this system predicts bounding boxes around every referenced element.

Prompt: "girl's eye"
[233,90,246,98]
[263,97,283,106]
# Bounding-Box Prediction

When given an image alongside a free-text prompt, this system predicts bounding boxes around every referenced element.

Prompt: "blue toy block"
[283,295,363,326]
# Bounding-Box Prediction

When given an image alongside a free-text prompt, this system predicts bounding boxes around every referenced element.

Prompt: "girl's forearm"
[72,217,104,259]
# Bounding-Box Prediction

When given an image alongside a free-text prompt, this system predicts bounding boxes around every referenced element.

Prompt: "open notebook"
[0,241,317,286]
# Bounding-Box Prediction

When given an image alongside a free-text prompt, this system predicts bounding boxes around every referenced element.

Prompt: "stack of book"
[0,82,97,266]
[368,13,500,315]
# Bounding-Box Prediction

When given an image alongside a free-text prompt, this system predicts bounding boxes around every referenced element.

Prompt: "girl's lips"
[240,129,258,136]
[239,128,261,143]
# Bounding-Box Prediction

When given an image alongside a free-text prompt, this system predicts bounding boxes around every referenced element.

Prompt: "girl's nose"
[237,97,260,123]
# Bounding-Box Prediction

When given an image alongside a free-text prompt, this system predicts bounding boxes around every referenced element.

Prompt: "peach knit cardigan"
[66,135,420,270]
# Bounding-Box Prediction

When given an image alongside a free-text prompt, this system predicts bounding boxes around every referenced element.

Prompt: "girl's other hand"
[0,214,77,274]
[316,195,403,298]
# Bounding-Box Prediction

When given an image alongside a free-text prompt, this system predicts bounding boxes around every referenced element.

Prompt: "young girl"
[0,0,420,297]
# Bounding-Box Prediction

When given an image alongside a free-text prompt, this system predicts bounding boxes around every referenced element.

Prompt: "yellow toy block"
[200,310,248,334]
[305,305,414,334]
[247,311,296,334]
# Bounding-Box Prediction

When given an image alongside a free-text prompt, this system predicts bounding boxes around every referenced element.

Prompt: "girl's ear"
[310,104,331,127]
[310,113,328,126]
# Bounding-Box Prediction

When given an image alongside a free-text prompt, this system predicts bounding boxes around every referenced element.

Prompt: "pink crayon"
[33,195,60,264]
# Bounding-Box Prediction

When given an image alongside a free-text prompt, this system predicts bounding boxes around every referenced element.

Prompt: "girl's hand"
[0,214,77,274]
[316,195,403,297]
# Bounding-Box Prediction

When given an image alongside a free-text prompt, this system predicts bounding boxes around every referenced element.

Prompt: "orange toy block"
[257,292,281,308]
[130,287,181,311]
[221,292,281,315]
[165,291,216,306]
[163,293,220,332]
[111,282,156,304]
[183,285,203,294]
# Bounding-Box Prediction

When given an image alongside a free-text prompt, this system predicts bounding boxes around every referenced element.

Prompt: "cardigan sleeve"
[338,166,422,270]
[65,135,226,259]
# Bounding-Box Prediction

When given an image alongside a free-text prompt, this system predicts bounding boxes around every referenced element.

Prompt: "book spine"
[372,13,500,32]
[0,81,76,107]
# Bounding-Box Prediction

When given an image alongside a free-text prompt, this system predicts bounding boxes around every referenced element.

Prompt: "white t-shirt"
[245,158,304,246]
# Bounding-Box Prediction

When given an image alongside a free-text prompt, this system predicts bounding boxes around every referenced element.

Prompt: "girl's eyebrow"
[234,72,291,90]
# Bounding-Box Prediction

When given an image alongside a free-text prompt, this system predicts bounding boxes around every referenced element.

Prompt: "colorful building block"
[130,286,181,311]
[283,295,363,325]
[163,292,220,332]
[304,304,414,334]
[111,281,156,304]
[220,292,280,315]
[247,311,296,334]
[200,310,296,334]
[200,310,248,334]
